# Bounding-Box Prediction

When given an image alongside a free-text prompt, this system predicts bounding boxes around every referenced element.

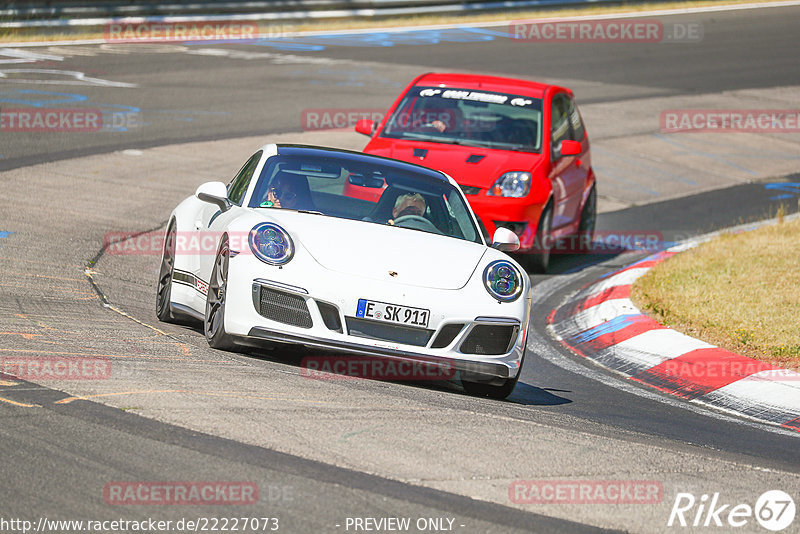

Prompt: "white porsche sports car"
[156,144,531,399]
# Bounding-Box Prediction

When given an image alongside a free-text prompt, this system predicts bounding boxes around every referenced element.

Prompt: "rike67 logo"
[668,490,795,531]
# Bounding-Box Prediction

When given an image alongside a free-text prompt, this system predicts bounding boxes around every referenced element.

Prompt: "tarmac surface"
[1,4,799,532]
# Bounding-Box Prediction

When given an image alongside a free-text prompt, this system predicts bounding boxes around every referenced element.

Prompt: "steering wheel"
[413,122,441,133]
[393,215,442,234]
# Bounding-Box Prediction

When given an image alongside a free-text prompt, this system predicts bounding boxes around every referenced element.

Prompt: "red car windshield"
[380,86,543,153]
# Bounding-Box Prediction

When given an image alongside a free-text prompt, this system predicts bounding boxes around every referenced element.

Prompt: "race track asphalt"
[1,4,799,532]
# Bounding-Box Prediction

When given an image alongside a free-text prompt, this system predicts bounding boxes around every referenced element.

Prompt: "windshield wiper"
[466,140,538,152]
[505,144,538,152]
[401,133,465,145]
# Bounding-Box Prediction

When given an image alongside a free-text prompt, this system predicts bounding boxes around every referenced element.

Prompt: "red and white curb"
[547,232,800,432]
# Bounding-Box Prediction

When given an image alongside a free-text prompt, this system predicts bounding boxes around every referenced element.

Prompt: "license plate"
[356,299,430,328]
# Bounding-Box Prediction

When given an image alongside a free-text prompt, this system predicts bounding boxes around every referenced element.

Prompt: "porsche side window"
[444,189,479,243]
[567,97,586,141]
[227,151,262,206]
[550,94,570,147]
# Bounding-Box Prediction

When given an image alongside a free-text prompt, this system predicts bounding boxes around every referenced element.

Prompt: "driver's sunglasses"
[271,187,297,203]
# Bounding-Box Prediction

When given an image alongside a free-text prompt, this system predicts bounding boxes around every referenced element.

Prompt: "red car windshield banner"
[415,87,540,109]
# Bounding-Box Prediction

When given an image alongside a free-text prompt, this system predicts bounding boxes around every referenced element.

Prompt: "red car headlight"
[487,172,532,198]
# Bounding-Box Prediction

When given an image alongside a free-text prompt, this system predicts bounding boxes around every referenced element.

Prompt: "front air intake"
[345,317,433,347]
[431,323,465,349]
[254,286,312,328]
[460,325,518,355]
[316,300,343,333]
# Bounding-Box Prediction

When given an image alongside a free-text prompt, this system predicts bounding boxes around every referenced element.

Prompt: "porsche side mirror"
[195,181,231,212]
[491,227,520,252]
[355,119,375,136]
[557,139,582,158]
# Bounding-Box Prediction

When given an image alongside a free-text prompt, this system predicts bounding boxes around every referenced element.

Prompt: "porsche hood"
[265,211,487,290]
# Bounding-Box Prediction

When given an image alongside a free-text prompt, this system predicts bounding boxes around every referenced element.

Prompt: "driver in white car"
[388,193,426,225]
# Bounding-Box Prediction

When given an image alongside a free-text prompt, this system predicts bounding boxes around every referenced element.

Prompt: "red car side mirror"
[558,140,582,157]
[355,119,375,136]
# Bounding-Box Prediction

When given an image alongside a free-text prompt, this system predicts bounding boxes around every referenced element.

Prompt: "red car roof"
[414,73,550,99]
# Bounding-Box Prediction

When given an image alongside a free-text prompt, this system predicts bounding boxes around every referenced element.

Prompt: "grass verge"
[631,213,800,368]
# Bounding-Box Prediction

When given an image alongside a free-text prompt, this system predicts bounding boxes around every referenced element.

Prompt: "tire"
[525,204,553,274]
[155,221,177,322]
[462,375,520,400]
[205,237,236,350]
[461,346,525,400]
[574,186,597,253]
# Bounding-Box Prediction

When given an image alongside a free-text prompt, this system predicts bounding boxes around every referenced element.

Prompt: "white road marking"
[0,47,63,64]
[0,69,137,87]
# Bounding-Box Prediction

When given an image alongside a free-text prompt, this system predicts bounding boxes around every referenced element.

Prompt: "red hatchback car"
[353,72,596,272]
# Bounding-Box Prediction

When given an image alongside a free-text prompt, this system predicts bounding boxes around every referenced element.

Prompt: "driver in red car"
[388,193,426,225]
[422,99,463,134]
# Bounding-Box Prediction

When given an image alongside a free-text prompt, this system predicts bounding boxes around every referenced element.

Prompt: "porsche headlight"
[249,223,294,265]
[483,260,523,302]
[487,172,531,198]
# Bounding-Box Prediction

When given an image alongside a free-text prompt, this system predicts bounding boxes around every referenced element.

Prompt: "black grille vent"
[460,325,518,355]
[316,300,342,333]
[459,185,481,195]
[431,323,464,349]
[256,287,312,328]
[346,317,433,347]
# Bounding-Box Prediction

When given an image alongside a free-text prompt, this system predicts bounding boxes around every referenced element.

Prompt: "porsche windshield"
[379,86,543,152]
[248,153,483,244]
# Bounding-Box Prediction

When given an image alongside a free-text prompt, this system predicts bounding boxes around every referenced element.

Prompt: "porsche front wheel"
[155,221,177,322]
[205,237,236,350]
[462,347,525,400]
[461,374,520,400]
